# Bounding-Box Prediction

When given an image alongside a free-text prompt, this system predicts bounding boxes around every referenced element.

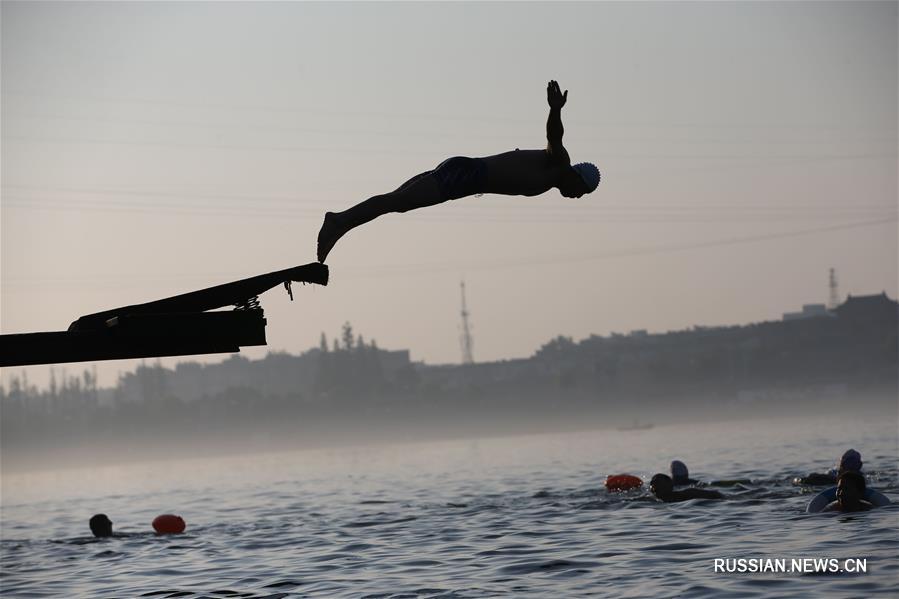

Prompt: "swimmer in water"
[805,453,891,513]
[88,513,140,538]
[797,448,863,486]
[670,460,699,486]
[89,514,113,538]
[824,472,873,513]
[650,474,724,503]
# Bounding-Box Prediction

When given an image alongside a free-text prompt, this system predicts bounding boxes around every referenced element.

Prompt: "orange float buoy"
[605,474,643,492]
[152,514,186,534]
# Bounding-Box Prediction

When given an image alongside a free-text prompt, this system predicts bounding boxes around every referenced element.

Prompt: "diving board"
[0,263,328,367]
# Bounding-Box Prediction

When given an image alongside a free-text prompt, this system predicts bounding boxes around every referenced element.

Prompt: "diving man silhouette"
[316,80,600,263]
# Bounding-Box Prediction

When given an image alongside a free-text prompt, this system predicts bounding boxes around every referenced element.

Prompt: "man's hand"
[545,80,569,166]
[547,80,567,110]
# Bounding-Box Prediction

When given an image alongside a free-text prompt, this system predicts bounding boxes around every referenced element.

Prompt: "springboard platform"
[0,263,328,367]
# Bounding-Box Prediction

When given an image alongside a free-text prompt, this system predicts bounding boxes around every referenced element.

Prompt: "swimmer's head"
[650,473,674,498]
[89,514,113,538]
[670,460,689,482]
[838,449,862,474]
[572,162,600,193]
[836,471,866,511]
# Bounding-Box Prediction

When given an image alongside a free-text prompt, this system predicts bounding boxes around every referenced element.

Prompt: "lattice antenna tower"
[828,268,840,311]
[459,280,474,365]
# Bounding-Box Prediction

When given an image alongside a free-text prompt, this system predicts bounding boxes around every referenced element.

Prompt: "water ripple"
[2,419,897,597]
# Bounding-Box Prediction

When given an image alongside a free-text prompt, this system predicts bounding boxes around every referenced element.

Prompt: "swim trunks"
[432,156,488,201]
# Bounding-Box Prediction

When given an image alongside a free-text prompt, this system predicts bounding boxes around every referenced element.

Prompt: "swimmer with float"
[821,472,873,513]
[89,513,186,537]
[804,449,891,513]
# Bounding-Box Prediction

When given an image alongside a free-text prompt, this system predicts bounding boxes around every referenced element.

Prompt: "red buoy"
[152,514,186,534]
[605,474,643,492]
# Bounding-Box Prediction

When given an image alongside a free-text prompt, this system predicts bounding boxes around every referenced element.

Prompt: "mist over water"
[2,412,897,597]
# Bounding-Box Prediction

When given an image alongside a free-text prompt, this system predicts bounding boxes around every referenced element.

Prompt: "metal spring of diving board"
[235,295,262,311]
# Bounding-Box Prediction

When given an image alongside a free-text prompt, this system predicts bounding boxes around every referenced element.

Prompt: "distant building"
[834,292,899,322]
[379,349,412,378]
[782,303,830,321]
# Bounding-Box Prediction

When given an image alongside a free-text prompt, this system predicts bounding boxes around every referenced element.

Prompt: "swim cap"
[89,514,113,538]
[670,460,689,480]
[838,449,862,473]
[572,162,600,193]
[650,473,673,492]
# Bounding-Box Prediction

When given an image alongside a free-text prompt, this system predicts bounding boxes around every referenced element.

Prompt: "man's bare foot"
[317,211,348,263]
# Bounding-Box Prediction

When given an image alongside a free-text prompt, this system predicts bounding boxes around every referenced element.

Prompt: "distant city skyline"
[2,286,894,393]
[4,289,895,467]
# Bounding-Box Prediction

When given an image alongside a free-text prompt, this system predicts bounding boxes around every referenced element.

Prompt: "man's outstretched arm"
[546,80,571,167]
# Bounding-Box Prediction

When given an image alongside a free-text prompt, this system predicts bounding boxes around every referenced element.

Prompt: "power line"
[0,134,444,158]
[1,89,532,125]
[5,217,895,286]
[335,217,899,278]
[4,184,895,221]
[5,182,896,212]
[4,133,896,164]
[4,196,892,224]
[5,109,896,146]
[5,89,895,135]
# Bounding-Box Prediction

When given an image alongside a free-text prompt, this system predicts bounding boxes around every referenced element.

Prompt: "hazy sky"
[2,1,896,388]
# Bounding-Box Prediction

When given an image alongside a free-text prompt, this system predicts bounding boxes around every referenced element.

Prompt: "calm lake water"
[2,415,897,597]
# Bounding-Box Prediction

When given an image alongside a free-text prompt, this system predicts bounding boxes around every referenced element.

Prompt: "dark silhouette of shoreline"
[2,294,895,468]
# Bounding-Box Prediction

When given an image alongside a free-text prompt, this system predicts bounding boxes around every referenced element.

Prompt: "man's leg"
[317,172,444,263]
